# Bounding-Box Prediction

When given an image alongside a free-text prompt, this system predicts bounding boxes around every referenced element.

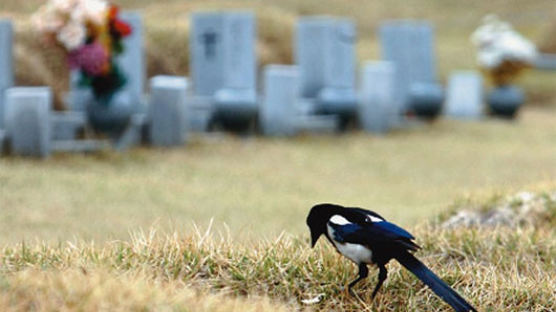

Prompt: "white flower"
[471,15,537,69]
[57,21,86,50]
[73,0,108,26]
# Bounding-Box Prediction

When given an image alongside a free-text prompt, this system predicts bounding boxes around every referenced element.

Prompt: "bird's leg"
[371,264,388,299]
[347,263,368,295]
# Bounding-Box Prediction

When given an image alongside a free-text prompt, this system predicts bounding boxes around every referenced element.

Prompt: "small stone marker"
[5,87,52,157]
[149,76,188,146]
[359,61,397,133]
[444,71,483,119]
[261,65,298,136]
[0,19,14,130]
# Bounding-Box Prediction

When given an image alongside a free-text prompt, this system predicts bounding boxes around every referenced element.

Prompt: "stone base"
[52,139,110,153]
[0,130,5,154]
[213,89,258,133]
[408,82,444,120]
[51,111,86,140]
[294,115,339,134]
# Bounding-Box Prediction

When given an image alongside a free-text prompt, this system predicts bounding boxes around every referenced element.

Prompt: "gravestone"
[296,17,331,98]
[296,17,357,120]
[118,11,145,112]
[190,12,225,96]
[260,65,298,136]
[5,87,52,157]
[0,19,14,130]
[379,21,441,115]
[444,71,483,119]
[149,76,188,146]
[190,11,257,130]
[359,61,397,133]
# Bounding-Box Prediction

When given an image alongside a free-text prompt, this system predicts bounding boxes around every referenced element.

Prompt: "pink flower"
[68,42,109,76]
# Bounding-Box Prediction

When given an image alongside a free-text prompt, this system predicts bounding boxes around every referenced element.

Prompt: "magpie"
[306,203,477,312]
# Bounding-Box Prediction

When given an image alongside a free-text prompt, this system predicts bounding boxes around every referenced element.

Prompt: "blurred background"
[1,0,556,245]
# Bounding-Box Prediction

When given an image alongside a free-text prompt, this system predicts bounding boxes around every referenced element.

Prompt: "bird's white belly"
[327,225,373,264]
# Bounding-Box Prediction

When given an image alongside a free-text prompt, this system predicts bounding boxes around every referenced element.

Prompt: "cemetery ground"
[1,106,555,311]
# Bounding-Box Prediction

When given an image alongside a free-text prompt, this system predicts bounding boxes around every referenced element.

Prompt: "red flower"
[113,19,132,37]
[108,5,119,21]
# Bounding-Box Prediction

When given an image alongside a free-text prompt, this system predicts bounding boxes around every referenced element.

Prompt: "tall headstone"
[359,61,397,133]
[148,76,188,146]
[0,19,14,130]
[296,17,357,121]
[296,17,356,96]
[118,11,145,112]
[322,20,356,90]
[379,21,438,113]
[296,17,331,98]
[5,87,52,158]
[190,11,257,130]
[190,12,225,96]
[261,65,298,136]
[190,11,256,95]
[445,71,484,119]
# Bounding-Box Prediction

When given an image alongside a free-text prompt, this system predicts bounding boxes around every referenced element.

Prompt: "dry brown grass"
[0,219,554,311]
[0,268,290,311]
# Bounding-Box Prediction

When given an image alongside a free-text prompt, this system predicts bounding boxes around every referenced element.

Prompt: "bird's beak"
[310,230,320,248]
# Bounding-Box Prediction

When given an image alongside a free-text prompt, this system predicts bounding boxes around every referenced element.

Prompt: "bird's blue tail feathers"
[395,252,477,312]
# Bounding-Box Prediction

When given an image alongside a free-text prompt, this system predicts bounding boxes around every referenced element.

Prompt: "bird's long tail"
[395,251,477,312]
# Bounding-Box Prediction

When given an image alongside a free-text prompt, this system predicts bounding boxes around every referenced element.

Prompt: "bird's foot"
[339,284,357,297]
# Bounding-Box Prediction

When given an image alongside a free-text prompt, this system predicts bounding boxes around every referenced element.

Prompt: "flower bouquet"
[32,0,132,102]
[471,15,536,118]
[471,15,537,86]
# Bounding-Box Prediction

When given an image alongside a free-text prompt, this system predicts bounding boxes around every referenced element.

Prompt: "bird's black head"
[306,203,345,247]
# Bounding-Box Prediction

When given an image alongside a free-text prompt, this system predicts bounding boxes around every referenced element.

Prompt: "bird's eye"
[365,216,371,223]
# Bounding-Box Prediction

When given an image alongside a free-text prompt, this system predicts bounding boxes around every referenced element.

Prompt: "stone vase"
[408,82,444,120]
[86,90,134,136]
[487,85,524,119]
